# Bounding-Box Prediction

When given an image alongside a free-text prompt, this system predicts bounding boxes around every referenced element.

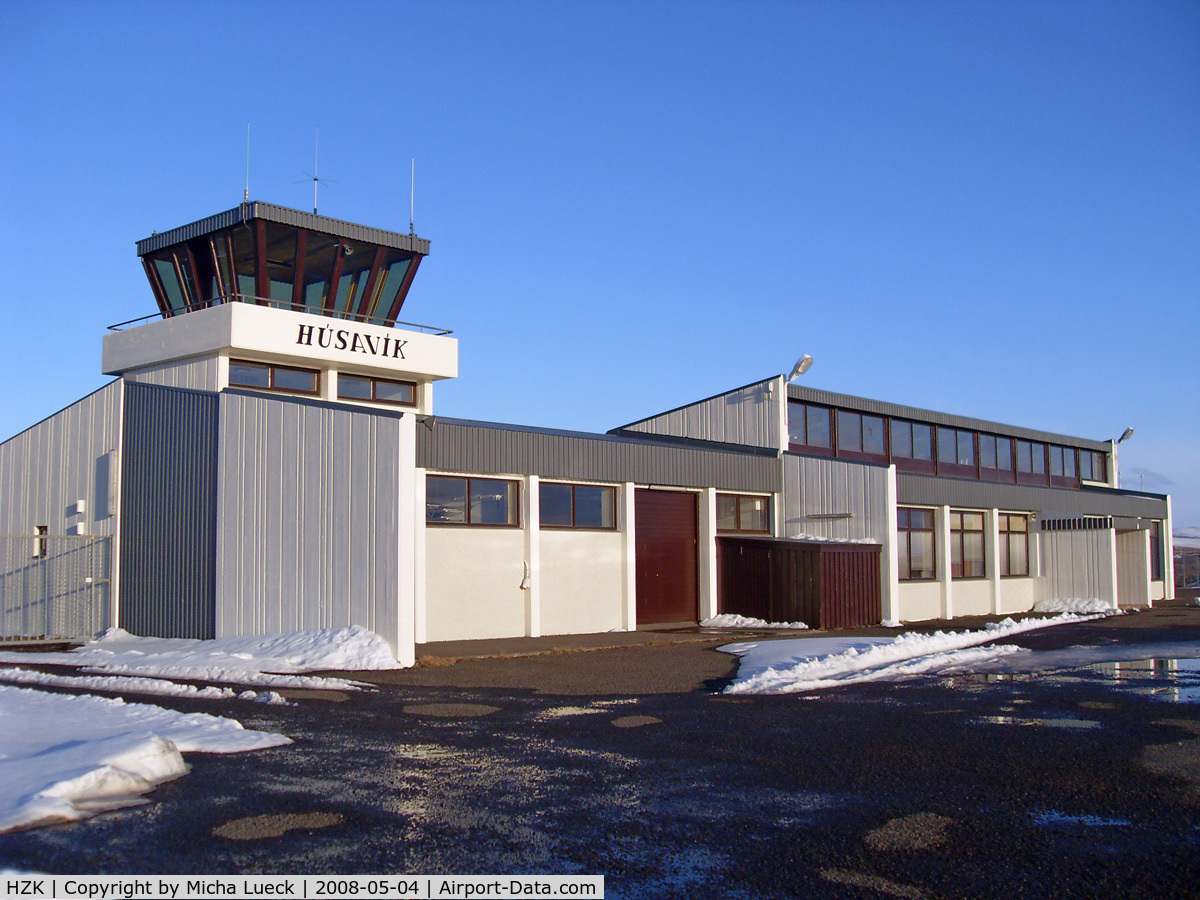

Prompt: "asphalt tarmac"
[3,609,1200,899]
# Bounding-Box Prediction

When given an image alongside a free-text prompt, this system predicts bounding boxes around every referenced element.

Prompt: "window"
[979,435,1013,472]
[32,525,48,559]
[228,360,319,395]
[937,427,976,471]
[1015,440,1046,478]
[836,411,886,458]
[998,513,1029,577]
[716,494,771,533]
[338,374,416,406]
[1049,446,1077,480]
[425,475,519,526]
[1150,521,1163,581]
[540,483,616,529]
[788,402,832,450]
[950,511,986,579]
[898,507,936,581]
[1079,449,1107,483]
[890,420,934,473]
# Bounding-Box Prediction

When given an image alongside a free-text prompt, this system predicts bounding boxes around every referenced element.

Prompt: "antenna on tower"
[244,122,250,203]
[295,126,337,214]
[410,159,415,235]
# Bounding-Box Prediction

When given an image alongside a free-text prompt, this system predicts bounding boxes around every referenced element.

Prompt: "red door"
[635,489,698,625]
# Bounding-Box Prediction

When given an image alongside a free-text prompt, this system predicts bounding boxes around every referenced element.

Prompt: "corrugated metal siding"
[783,454,889,543]
[789,384,1110,452]
[0,380,124,537]
[1041,529,1114,604]
[617,380,780,449]
[1116,530,1150,607]
[120,383,218,639]
[124,355,219,391]
[897,473,1167,519]
[417,420,780,493]
[138,202,429,256]
[215,392,402,647]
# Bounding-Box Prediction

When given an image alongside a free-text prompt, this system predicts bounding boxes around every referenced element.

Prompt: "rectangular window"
[836,411,885,458]
[787,402,832,451]
[937,427,976,472]
[979,435,1013,471]
[337,374,417,406]
[1079,450,1107,483]
[540,483,616,530]
[897,507,936,581]
[716,494,771,533]
[1015,440,1046,477]
[950,510,986,579]
[998,513,1029,577]
[426,475,519,526]
[228,359,319,396]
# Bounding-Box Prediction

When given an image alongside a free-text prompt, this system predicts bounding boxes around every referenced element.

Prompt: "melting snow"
[701,614,810,630]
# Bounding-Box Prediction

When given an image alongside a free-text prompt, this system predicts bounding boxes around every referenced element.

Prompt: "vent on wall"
[1040,516,1113,532]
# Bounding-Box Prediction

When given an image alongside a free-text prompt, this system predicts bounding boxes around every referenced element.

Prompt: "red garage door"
[635,489,698,625]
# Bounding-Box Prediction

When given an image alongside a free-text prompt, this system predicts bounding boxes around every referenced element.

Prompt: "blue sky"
[2,1,1197,526]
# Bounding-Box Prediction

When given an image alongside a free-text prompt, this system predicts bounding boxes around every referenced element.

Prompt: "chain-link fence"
[1,535,111,641]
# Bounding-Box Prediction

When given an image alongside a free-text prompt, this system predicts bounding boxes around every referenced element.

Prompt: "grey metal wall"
[783,454,889,543]
[897,473,1167,520]
[0,380,123,537]
[615,379,780,450]
[120,382,219,639]
[417,419,781,493]
[215,391,403,643]
[124,355,219,392]
[1041,529,1114,604]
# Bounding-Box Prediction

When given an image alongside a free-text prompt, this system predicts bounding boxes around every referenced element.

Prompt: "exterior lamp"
[788,355,814,382]
[1116,427,1134,444]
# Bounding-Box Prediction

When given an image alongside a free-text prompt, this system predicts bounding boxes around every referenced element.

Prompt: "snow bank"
[1033,598,1116,615]
[701,614,809,630]
[0,625,397,689]
[722,613,1102,694]
[0,686,290,833]
[0,669,288,704]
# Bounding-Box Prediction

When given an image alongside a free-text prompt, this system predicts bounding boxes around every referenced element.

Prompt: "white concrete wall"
[897,582,942,622]
[424,528,526,641]
[539,531,625,635]
[953,581,993,617]
[997,578,1037,615]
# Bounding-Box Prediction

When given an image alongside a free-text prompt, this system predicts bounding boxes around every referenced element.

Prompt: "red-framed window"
[836,410,887,461]
[898,507,936,581]
[228,360,320,396]
[716,494,771,534]
[425,475,520,527]
[937,428,977,478]
[950,510,986,579]
[787,402,834,455]
[890,419,935,474]
[540,483,617,530]
[998,513,1029,577]
[1049,445,1079,488]
[1150,521,1163,581]
[337,374,417,407]
[1015,440,1048,485]
[979,434,1015,483]
[1079,449,1108,483]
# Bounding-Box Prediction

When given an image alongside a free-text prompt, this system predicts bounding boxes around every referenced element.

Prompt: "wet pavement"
[2,609,1200,899]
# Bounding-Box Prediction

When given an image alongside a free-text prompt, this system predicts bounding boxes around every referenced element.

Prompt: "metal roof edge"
[137,201,430,256]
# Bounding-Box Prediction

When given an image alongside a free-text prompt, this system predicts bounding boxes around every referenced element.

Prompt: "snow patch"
[1033,598,1117,615]
[0,686,290,833]
[701,614,809,630]
[722,613,1101,694]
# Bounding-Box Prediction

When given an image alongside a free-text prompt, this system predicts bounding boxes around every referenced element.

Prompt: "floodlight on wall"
[1116,427,1135,444]
[787,355,814,382]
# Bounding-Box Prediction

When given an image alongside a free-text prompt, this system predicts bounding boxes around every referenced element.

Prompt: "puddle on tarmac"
[967,656,1200,703]
[975,715,1101,729]
[1032,810,1132,828]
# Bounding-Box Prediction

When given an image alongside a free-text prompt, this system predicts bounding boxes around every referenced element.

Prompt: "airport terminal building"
[0,203,1175,664]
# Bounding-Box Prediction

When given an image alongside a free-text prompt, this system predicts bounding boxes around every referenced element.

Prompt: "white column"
[987,508,1002,615]
[698,488,718,621]
[1105,527,1119,609]
[937,505,953,619]
[523,475,541,637]
[395,416,417,667]
[322,369,339,402]
[1165,497,1176,601]
[773,375,789,453]
[413,467,427,645]
[621,482,637,631]
[881,465,900,626]
[1140,527,1153,609]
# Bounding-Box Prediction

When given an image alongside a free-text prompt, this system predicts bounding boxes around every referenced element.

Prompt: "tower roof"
[137,201,429,327]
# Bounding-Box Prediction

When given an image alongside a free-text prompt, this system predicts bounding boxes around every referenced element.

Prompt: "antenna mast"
[244,122,250,202]
[295,127,336,214]
[410,158,415,235]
